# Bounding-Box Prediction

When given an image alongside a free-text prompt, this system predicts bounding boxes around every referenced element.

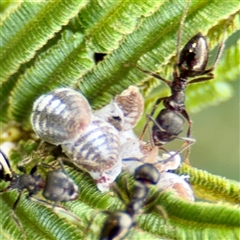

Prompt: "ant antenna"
[175,0,191,66]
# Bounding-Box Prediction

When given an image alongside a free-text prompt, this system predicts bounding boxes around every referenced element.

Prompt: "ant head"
[42,170,79,202]
[134,163,160,185]
[178,33,209,77]
[100,211,134,240]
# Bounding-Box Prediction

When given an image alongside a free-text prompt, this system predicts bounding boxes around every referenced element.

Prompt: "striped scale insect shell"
[94,86,144,131]
[61,116,121,192]
[31,88,93,145]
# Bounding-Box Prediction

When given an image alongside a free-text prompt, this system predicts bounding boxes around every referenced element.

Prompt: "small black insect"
[137,2,225,162]
[87,162,160,240]
[0,149,79,239]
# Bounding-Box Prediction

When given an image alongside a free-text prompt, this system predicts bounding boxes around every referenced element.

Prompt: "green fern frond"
[8,30,94,124]
[0,0,87,83]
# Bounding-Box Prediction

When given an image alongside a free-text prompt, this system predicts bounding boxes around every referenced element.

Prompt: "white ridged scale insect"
[31,88,93,145]
[31,88,122,192]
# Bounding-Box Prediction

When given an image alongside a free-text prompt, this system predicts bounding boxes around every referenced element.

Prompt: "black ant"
[137,1,225,162]
[87,162,160,240]
[0,149,79,239]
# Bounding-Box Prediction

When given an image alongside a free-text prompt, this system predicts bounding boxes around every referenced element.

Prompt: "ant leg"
[181,110,193,164]
[147,117,155,148]
[29,165,38,175]
[139,98,165,140]
[85,210,111,240]
[0,184,12,193]
[187,75,214,84]
[57,158,67,173]
[144,192,169,226]
[203,37,225,73]
[17,165,27,174]
[28,196,81,223]
[136,65,171,86]
[111,181,129,206]
[181,109,192,138]
[11,191,26,240]
[175,0,191,66]
[174,136,196,162]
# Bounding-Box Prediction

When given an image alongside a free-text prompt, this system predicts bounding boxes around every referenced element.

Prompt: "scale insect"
[137,1,225,162]
[94,86,144,132]
[31,88,122,192]
[0,149,79,239]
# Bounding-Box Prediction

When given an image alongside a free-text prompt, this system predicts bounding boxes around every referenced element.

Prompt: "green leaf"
[0,0,87,83]
[1,162,239,240]
[178,163,240,204]
[73,0,164,52]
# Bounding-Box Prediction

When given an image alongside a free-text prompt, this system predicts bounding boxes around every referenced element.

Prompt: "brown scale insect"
[94,86,144,132]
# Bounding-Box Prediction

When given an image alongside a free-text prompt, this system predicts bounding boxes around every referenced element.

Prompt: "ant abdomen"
[43,170,79,202]
[31,88,93,145]
[179,33,209,76]
[152,109,185,145]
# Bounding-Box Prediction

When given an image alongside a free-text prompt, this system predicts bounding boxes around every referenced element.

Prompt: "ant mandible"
[137,1,225,162]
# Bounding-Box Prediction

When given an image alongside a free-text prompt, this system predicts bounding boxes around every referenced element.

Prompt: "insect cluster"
[1,2,225,239]
[31,86,144,192]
